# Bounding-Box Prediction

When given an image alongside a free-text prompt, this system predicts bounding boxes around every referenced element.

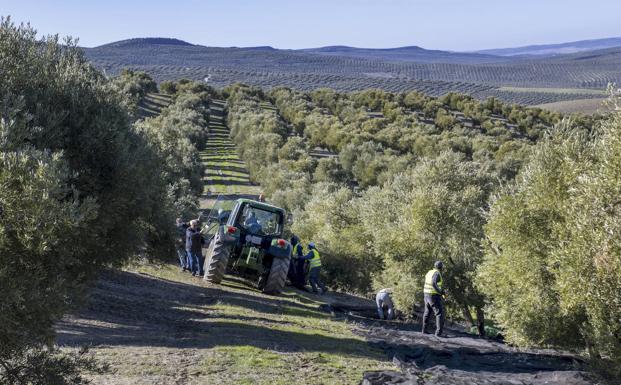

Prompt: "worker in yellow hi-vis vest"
[302,242,327,294]
[421,261,446,337]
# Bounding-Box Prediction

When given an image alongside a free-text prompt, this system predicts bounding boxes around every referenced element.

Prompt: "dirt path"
[56,264,595,385]
[201,99,260,210]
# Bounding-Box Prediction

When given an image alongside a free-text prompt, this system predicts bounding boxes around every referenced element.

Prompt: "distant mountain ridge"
[476,37,621,57]
[300,45,511,64]
[95,37,195,48]
[84,36,621,106]
[91,36,621,62]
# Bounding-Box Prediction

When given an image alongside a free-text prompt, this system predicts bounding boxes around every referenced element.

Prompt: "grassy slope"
[57,262,390,384]
[535,97,610,114]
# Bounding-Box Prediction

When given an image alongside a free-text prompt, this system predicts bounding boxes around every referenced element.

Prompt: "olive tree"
[0,18,172,383]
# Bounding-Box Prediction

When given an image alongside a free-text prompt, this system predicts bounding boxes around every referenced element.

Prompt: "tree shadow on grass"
[56,269,374,358]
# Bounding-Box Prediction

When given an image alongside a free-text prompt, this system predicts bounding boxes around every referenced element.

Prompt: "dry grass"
[535,98,611,114]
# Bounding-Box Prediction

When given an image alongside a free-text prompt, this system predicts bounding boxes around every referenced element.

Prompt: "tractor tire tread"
[262,254,291,294]
[204,230,229,284]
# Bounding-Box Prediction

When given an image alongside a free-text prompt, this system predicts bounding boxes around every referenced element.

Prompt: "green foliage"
[365,152,490,318]
[160,80,177,95]
[479,125,591,348]
[292,184,380,293]
[480,111,621,373]
[0,19,202,383]
[113,69,158,113]
[1,347,105,385]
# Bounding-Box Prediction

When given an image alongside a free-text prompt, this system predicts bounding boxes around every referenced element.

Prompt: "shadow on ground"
[57,269,373,359]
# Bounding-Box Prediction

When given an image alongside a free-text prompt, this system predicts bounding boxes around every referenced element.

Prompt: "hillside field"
[84,39,621,106]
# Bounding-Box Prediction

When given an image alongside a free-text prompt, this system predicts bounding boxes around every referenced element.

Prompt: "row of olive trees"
[224,82,620,373]
[225,85,515,323]
[135,81,211,218]
[112,69,158,114]
[0,20,207,384]
[269,87,582,187]
[479,105,621,375]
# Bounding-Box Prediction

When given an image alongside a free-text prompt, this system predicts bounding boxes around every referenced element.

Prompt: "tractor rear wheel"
[204,229,230,284]
[262,254,291,294]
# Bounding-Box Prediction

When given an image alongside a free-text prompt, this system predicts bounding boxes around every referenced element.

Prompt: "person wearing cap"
[376,288,395,320]
[422,260,446,337]
[302,242,326,294]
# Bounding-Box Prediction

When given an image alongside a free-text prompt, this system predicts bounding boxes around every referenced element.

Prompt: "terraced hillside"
[201,99,261,208]
[137,92,172,118]
[84,39,620,106]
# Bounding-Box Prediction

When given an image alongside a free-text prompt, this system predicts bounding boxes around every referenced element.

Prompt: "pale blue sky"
[2,0,620,50]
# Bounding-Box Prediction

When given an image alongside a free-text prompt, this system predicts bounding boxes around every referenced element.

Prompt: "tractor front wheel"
[204,229,230,284]
[261,255,291,294]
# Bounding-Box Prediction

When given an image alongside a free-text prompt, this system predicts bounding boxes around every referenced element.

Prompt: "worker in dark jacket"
[288,235,306,289]
[302,242,326,294]
[176,218,189,272]
[422,260,445,337]
[185,219,205,277]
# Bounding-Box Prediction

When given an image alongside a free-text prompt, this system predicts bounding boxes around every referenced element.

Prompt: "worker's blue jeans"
[187,250,204,276]
[177,247,188,270]
[309,267,326,293]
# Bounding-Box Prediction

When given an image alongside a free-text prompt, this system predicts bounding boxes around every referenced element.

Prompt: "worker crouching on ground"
[376,288,395,320]
[302,242,327,294]
[422,260,446,337]
[186,219,205,277]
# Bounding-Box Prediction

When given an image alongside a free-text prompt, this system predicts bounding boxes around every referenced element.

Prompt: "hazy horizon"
[3,0,621,51]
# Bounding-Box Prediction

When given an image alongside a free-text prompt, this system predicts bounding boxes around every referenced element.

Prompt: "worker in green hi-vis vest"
[302,242,327,294]
[421,261,446,337]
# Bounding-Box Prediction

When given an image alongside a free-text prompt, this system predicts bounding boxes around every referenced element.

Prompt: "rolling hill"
[476,36,621,57]
[84,38,621,107]
[300,45,513,64]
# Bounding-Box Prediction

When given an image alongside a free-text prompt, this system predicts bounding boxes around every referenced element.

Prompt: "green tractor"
[201,197,292,294]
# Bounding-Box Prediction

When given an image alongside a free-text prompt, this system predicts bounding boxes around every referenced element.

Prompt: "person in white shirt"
[376,288,395,320]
